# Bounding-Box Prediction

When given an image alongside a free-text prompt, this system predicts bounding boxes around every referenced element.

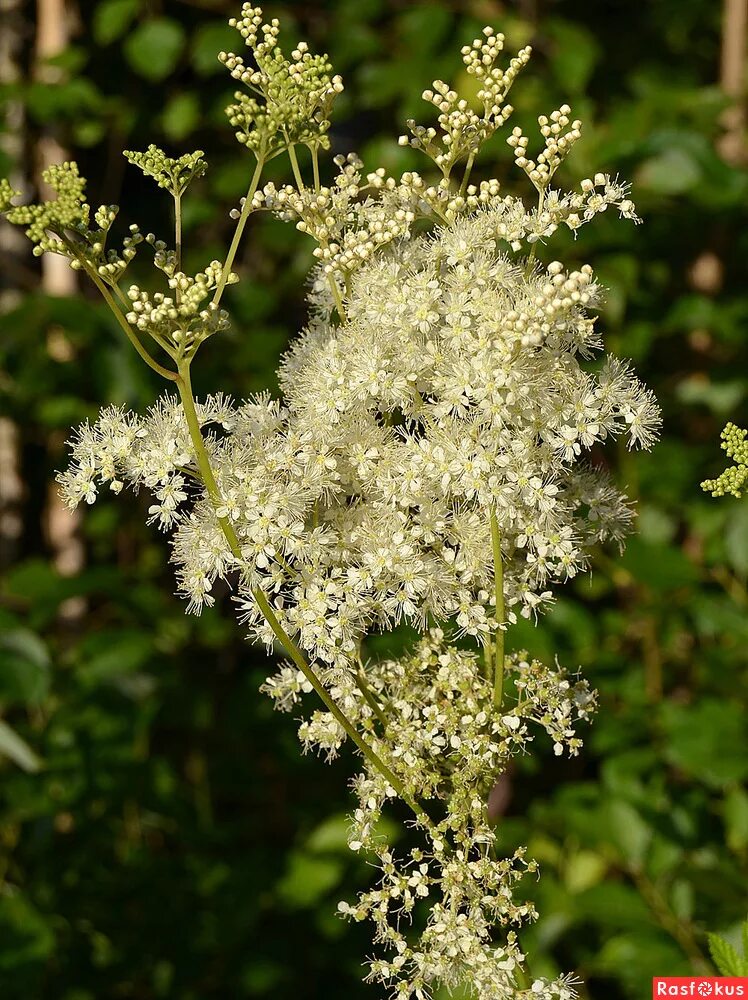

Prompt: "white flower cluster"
[40,9,663,997]
[290,632,594,998]
[250,154,638,287]
[58,203,658,662]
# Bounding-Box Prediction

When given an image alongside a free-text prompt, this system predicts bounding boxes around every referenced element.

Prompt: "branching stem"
[327,271,346,322]
[309,143,321,192]
[87,264,178,380]
[460,151,476,197]
[356,669,390,730]
[525,185,545,273]
[174,190,182,274]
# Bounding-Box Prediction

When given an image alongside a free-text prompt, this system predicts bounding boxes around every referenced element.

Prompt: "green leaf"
[0,895,55,970]
[305,814,350,854]
[708,933,745,976]
[0,629,51,704]
[563,849,607,893]
[548,20,600,92]
[276,851,344,909]
[606,800,651,865]
[725,503,748,576]
[619,539,700,592]
[162,92,200,142]
[636,147,702,195]
[191,23,237,76]
[93,0,140,45]
[661,700,748,788]
[0,719,41,772]
[123,19,186,82]
[77,629,153,684]
[675,377,745,415]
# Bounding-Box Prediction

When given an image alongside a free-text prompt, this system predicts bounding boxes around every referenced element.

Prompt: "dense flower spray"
[1,7,660,997]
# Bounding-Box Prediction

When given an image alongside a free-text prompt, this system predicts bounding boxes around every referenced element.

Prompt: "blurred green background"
[1,0,747,997]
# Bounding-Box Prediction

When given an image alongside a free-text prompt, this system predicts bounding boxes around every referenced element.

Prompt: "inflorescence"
[1,8,660,998]
[701,422,748,498]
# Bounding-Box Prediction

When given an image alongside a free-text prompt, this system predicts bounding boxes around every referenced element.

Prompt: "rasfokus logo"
[653,979,748,998]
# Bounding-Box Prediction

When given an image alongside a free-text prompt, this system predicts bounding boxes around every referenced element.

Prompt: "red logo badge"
[653,979,748,998]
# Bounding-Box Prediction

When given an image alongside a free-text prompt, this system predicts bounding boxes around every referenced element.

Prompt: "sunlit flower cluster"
[58,213,658,655]
[1,6,664,996]
[303,632,595,999]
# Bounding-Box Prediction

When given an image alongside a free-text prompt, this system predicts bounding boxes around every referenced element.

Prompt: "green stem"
[357,669,389,729]
[309,143,320,193]
[525,185,545,273]
[460,151,476,197]
[174,189,182,276]
[111,281,131,312]
[175,363,433,828]
[89,265,178,381]
[176,363,241,550]
[489,506,505,709]
[327,270,346,323]
[287,143,305,191]
[482,633,493,683]
[212,154,265,307]
[59,231,177,380]
[273,550,299,578]
[255,589,431,824]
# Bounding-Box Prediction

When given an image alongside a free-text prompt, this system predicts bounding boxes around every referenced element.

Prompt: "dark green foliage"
[1,1,746,998]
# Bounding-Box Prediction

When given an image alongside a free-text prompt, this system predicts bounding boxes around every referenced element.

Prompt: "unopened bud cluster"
[126,261,236,359]
[399,27,532,179]
[219,4,343,155]
[702,422,748,498]
[123,145,207,195]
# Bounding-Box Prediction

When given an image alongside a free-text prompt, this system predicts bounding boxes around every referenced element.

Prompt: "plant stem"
[287,143,305,191]
[212,154,265,307]
[525,185,545,273]
[174,188,182,276]
[356,669,389,729]
[489,506,505,709]
[327,271,346,322]
[309,143,320,192]
[256,589,432,824]
[176,363,242,551]
[631,867,711,973]
[482,633,493,683]
[88,265,178,381]
[460,151,476,197]
[175,362,433,829]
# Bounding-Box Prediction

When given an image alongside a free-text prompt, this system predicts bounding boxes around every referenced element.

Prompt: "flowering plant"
[0,7,660,997]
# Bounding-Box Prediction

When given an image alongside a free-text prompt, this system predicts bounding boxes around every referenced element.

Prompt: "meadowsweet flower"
[3,7,662,996]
